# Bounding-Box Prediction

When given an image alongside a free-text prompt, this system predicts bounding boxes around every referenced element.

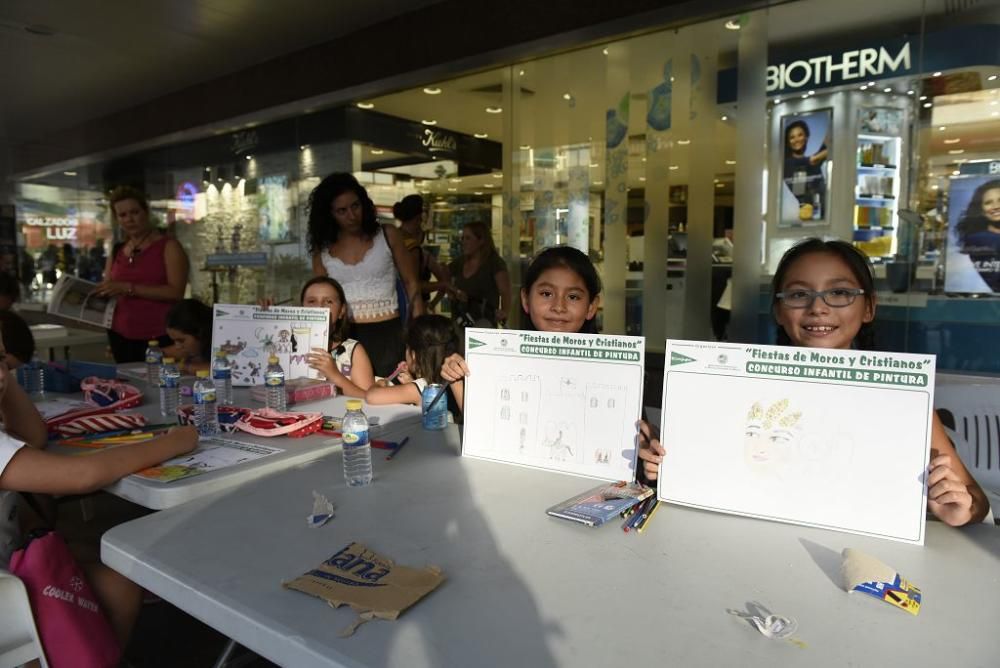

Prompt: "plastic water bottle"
[342,399,372,487]
[264,355,286,411]
[212,351,233,406]
[21,354,46,398]
[144,340,163,386]
[193,370,220,436]
[159,357,180,418]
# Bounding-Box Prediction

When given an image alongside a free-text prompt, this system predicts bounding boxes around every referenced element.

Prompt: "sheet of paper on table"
[46,275,116,329]
[34,397,91,420]
[658,339,935,544]
[211,304,330,387]
[133,437,284,483]
[461,328,644,481]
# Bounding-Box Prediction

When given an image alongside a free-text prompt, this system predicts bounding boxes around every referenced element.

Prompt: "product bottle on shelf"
[21,354,46,398]
[159,357,181,418]
[193,370,220,436]
[264,355,286,412]
[342,399,373,487]
[212,351,233,406]
[145,340,163,386]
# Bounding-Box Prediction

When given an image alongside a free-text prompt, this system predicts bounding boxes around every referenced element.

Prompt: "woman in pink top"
[309,173,424,376]
[97,186,190,363]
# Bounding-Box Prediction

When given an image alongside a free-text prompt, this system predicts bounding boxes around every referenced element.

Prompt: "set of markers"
[57,423,175,451]
[621,496,660,534]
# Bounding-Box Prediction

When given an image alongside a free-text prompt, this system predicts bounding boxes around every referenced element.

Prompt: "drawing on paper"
[743,399,802,476]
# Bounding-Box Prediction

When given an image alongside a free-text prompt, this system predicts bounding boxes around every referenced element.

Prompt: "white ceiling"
[0,0,443,141]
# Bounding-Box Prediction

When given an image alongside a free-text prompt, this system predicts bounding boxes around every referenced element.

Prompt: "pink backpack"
[9,531,121,668]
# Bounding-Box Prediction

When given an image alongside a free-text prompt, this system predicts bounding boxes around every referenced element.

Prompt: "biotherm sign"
[766,43,912,93]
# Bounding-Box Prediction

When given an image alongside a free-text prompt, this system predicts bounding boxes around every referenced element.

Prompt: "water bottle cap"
[163,357,175,364]
[269,355,279,364]
[148,340,159,346]
[345,399,363,411]
[216,351,226,358]
[196,370,209,378]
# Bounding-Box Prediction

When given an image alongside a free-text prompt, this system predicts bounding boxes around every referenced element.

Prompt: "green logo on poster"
[468,338,486,349]
[670,351,696,366]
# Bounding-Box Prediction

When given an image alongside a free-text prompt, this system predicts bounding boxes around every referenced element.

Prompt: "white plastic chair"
[0,568,48,668]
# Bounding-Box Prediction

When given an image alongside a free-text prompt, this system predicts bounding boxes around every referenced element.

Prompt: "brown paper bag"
[283,541,445,636]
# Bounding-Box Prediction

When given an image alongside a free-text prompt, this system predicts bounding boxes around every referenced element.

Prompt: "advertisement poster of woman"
[779,109,832,226]
[945,176,1000,294]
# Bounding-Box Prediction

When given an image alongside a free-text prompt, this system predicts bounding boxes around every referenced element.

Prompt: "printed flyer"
[461,328,644,481]
[134,437,283,483]
[658,340,935,544]
[212,304,330,386]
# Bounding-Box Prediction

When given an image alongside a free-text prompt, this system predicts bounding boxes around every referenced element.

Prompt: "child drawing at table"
[639,238,990,526]
[299,276,376,397]
[365,314,457,406]
[440,245,602,411]
[164,298,213,374]
[0,330,198,648]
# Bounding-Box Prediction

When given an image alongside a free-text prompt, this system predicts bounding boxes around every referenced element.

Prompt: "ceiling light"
[938,126,947,131]
[868,82,875,87]
[669,165,679,171]
[371,148,384,155]
[474,133,489,138]
[924,102,932,108]
[639,176,646,181]
[677,139,691,145]
[593,181,603,186]
[993,111,1000,117]
[933,71,943,77]
[801,93,809,99]
[807,90,815,96]
[245,155,252,160]
[721,115,728,121]
[356,102,374,109]
[484,183,496,187]
[943,138,961,144]
[949,149,965,155]
[423,87,442,95]
[952,170,961,176]
[773,98,781,104]
[518,70,525,76]
[883,87,892,93]
[421,119,437,126]
[919,95,928,101]
[63,171,77,176]
[641,157,647,162]
[589,163,599,168]
[299,144,309,150]
[492,173,503,178]
[989,74,999,82]
[474,192,483,195]
[562,93,572,100]
[447,188,457,192]
[907,90,915,95]
[520,144,531,150]
[725,160,736,165]
[485,106,502,114]
[602,48,609,55]
[449,178,462,183]
[716,183,724,188]
[724,19,741,30]
[860,85,868,91]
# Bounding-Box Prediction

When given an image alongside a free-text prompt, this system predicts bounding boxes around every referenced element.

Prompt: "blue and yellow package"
[841,548,921,616]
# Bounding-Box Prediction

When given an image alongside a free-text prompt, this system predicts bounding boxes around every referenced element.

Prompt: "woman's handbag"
[8,517,121,668]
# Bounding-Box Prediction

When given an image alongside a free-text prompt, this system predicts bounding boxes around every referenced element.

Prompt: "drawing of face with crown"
[743,399,802,475]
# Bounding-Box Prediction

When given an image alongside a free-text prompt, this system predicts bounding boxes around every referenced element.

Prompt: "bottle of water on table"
[21,353,46,398]
[212,351,233,406]
[193,370,220,436]
[145,340,163,386]
[264,355,286,411]
[342,399,372,487]
[159,357,180,418]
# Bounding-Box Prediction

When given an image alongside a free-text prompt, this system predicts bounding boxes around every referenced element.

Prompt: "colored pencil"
[424,383,450,413]
[385,436,411,461]
[629,497,655,531]
[384,362,406,384]
[636,500,661,533]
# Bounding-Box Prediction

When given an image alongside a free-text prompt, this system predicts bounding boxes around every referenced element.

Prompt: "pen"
[629,497,655,531]
[385,436,411,461]
[424,383,450,414]
[636,500,661,533]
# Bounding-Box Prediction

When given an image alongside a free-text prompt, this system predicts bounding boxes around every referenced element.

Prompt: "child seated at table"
[164,298,213,374]
[638,237,990,526]
[300,277,376,397]
[0,328,198,649]
[365,314,458,407]
[0,310,34,368]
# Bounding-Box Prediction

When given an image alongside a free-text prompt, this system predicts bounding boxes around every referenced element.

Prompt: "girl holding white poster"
[640,239,989,527]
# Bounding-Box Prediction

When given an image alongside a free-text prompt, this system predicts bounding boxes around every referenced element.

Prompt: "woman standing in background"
[448,221,510,329]
[97,186,189,363]
[394,194,451,311]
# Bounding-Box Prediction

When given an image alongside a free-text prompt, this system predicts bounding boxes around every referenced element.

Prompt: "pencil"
[425,383,450,413]
[629,497,655,531]
[385,436,411,461]
[384,362,405,384]
[636,500,661,533]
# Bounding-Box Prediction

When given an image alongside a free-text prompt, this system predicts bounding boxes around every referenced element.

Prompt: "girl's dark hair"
[0,310,34,365]
[166,298,213,360]
[771,238,876,350]
[955,179,1000,242]
[306,173,379,253]
[300,276,350,345]
[405,315,457,384]
[108,185,150,214]
[521,246,602,334]
[393,194,424,222]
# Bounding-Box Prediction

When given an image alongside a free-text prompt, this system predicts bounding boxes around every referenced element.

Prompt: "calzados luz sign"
[767,42,911,94]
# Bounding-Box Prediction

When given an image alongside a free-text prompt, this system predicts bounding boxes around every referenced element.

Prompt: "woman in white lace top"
[308,173,425,376]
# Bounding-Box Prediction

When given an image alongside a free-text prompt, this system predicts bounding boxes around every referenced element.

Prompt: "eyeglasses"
[775,287,865,309]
